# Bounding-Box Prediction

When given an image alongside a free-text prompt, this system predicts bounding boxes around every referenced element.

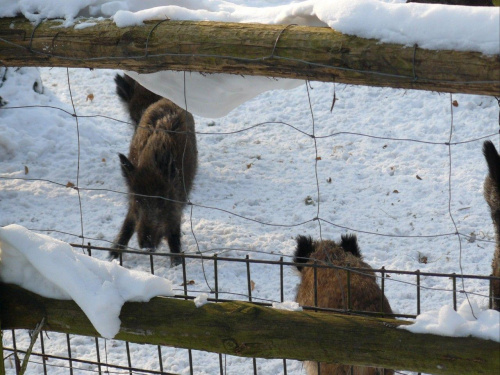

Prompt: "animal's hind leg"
[166,223,182,267]
[111,211,135,259]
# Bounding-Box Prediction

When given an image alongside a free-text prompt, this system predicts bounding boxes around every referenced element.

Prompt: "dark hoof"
[170,254,182,267]
[108,251,120,260]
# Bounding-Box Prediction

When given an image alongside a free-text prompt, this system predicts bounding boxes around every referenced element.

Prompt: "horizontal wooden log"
[1,283,498,375]
[0,17,498,96]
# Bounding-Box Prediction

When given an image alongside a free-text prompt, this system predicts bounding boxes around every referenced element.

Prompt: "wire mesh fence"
[0,19,499,374]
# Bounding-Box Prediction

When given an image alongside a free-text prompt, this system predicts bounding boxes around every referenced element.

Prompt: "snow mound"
[401,300,500,342]
[272,301,303,311]
[0,224,174,338]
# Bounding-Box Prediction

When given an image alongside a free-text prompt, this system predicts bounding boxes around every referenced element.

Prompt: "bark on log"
[1,283,499,375]
[0,17,498,96]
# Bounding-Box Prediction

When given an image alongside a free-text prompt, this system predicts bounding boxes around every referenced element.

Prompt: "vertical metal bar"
[381,266,386,314]
[214,254,219,302]
[182,256,188,297]
[489,274,494,310]
[346,263,351,311]
[11,330,20,375]
[89,239,101,375]
[95,337,102,375]
[416,270,421,315]
[66,334,74,375]
[126,341,132,375]
[280,257,284,303]
[39,332,47,375]
[89,239,99,375]
[246,255,252,302]
[452,273,457,311]
[149,254,155,275]
[181,256,193,375]
[147,252,165,374]
[313,262,318,311]
[281,256,287,375]
[157,346,164,373]
[245,255,257,374]
[188,349,194,375]
[219,353,224,375]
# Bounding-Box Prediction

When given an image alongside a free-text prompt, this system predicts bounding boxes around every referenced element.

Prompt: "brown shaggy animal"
[112,74,198,265]
[294,235,393,375]
[482,140,500,311]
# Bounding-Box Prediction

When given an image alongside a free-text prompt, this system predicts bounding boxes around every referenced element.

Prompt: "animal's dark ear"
[294,235,315,272]
[119,153,135,181]
[340,234,362,258]
[483,141,500,185]
[114,74,134,104]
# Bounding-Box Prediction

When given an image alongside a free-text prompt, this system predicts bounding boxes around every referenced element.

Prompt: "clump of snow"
[125,71,302,119]
[193,293,210,307]
[0,224,174,339]
[401,300,500,342]
[112,10,142,27]
[74,21,98,29]
[272,301,302,311]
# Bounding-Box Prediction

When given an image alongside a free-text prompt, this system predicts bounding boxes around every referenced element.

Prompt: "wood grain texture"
[0,17,498,96]
[1,283,499,375]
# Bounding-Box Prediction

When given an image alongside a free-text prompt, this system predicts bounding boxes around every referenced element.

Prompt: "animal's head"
[293,234,361,272]
[119,153,181,249]
[114,74,162,125]
[483,141,500,226]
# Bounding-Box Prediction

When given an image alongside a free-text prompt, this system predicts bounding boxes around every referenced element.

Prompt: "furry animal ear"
[483,140,500,185]
[340,234,362,258]
[119,153,135,180]
[294,235,315,272]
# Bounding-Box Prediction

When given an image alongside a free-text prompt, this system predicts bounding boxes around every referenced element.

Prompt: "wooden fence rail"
[0,17,499,96]
[1,283,499,375]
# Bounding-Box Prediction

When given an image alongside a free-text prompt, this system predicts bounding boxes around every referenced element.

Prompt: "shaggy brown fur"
[294,235,393,375]
[112,76,197,266]
[482,141,500,311]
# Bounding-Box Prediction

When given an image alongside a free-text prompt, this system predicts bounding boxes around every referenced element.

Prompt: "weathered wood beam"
[0,17,498,96]
[1,283,498,375]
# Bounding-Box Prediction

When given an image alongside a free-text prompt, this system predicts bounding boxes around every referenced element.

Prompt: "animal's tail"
[483,140,500,185]
[294,235,315,272]
[114,74,134,104]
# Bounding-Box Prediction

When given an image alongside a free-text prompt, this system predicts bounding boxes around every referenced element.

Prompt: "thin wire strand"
[66,68,85,249]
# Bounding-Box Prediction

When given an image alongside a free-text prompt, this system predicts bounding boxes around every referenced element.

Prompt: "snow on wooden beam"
[0,17,498,96]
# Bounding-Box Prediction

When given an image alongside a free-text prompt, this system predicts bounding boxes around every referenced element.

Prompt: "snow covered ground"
[1,0,499,374]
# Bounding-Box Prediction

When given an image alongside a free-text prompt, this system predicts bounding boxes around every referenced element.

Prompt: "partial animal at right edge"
[482,140,500,311]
